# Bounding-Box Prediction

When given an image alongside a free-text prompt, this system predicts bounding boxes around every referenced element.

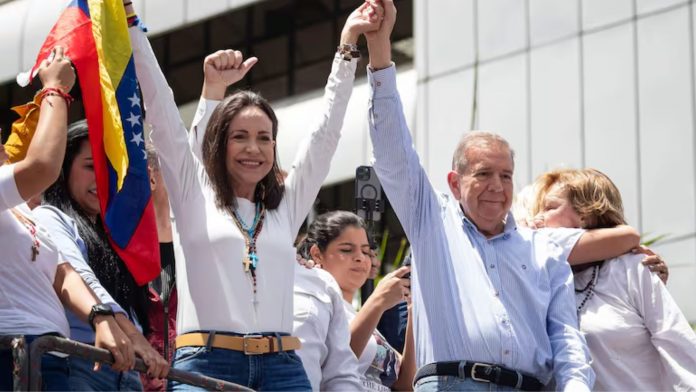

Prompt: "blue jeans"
[68,356,143,391]
[0,335,69,391]
[415,375,521,391]
[170,343,311,391]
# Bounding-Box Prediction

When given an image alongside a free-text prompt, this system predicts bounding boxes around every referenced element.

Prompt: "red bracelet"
[39,87,74,107]
[127,14,139,27]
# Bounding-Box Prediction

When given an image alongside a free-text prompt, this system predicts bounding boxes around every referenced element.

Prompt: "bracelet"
[38,87,74,107]
[124,1,132,5]
[337,43,360,61]
[127,14,143,29]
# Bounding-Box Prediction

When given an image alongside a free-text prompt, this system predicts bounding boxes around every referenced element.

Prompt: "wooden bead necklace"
[230,201,266,297]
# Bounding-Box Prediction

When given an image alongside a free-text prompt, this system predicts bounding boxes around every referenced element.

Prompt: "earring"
[257,183,266,201]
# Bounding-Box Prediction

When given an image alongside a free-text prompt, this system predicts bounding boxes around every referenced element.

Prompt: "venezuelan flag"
[21,0,159,285]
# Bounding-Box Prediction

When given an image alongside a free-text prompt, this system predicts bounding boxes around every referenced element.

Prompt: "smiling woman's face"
[313,225,372,295]
[68,140,100,218]
[225,105,275,199]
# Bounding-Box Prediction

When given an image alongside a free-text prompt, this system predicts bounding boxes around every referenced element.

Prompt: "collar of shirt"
[457,207,518,242]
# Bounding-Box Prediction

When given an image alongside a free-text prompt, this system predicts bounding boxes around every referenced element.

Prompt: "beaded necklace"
[575,265,599,314]
[230,201,266,296]
[11,208,40,262]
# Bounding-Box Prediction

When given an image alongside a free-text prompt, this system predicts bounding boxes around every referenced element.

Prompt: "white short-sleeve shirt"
[0,164,70,337]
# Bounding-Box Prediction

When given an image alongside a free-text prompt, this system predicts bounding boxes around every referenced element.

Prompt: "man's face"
[448,144,514,236]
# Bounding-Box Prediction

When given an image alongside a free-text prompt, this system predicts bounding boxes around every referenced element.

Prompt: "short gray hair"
[451,131,515,173]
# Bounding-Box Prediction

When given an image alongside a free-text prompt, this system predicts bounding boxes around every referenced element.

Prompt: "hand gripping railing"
[28,335,254,391]
[0,336,29,391]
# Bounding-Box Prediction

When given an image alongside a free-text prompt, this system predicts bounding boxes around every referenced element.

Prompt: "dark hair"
[298,211,367,259]
[202,90,284,211]
[43,120,150,333]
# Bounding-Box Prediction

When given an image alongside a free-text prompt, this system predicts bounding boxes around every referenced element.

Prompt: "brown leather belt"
[175,332,301,355]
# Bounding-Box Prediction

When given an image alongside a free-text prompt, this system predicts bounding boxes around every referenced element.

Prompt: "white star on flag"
[128,93,141,108]
[126,112,141,128]
[131,132,144,147]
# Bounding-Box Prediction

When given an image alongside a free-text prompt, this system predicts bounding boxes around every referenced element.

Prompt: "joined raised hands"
[201,50,258,100]
[341,0,385,44]
[38,46,75,93]
[365,0,396,70]
[364,0,395,42]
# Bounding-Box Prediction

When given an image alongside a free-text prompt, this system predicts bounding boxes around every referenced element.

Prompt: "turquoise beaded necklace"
[230,201,266,295]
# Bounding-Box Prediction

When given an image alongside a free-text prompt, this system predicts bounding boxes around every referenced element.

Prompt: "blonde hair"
[529,168,626,229]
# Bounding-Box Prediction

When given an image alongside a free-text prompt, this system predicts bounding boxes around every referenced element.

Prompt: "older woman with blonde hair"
[527,168,696,390]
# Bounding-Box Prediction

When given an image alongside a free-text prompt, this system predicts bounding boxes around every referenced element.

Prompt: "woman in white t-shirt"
[125,0,385,389]
[528,168,696,390]
[0,47,135,391]
[299,211,416,391]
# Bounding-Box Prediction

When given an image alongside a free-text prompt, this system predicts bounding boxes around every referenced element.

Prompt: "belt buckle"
[470,363,491,383]
[243,334,264,355]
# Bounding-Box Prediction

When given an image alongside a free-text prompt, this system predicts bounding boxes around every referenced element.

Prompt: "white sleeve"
[294,291,328,391]
[320,286,363,391]
[629,261,696,387]
[188,97,221,162]
[129,26,204,213]
[0,164,25,211]
[542,227,585,262]
[541,228,594,390]
[283,55,357,235]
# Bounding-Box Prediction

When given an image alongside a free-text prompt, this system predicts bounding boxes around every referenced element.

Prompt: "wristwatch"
[88,304,115,330]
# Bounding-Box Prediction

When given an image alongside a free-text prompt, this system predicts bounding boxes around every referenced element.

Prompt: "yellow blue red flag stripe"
[24,0,160,285]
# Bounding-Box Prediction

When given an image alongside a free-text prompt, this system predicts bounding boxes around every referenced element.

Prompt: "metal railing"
[3,335,253,391]
[0,336,28,391]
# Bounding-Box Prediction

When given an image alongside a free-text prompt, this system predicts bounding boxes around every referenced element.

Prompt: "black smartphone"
[402,250,411,280]
[354,165,384,222]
